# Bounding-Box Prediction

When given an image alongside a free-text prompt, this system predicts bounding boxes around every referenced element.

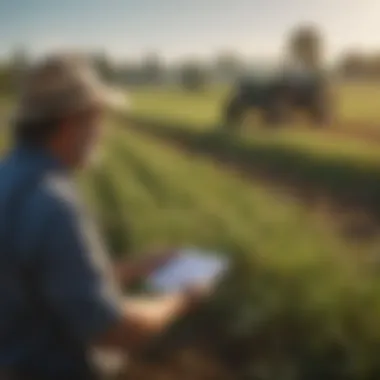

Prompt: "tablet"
[145,248,229,293]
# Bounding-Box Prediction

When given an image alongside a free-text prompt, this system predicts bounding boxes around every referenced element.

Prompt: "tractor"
[222,68,333,130]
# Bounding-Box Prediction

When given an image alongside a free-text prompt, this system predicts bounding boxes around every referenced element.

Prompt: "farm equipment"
[223,68,332,130]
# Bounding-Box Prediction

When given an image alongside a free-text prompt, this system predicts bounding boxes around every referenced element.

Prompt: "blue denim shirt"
[0,145,124,378]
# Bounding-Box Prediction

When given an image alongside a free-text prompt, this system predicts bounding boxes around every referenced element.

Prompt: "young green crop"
[86,123,380,378]
[92,122,377,263]
[129,82,380,128]
[3,98,380,376]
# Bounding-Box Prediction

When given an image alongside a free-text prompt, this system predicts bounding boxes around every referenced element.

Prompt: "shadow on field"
[122,115,380,241]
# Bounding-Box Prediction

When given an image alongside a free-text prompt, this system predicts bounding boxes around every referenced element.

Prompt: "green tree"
[11,46,29,86]
[140,52,164,85]
[367,53,380,80]
[0,63,13,95]
[179,61,208,91]
[91,51,114,83]
[214,52,243,82]
[0,47,30,95]
[338,50,368,79]
[117,61,140,85]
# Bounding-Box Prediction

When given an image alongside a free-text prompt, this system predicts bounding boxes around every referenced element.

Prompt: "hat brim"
[91,84,131,113]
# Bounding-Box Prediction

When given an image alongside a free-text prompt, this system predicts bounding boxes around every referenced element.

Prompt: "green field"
[105,85,380,376]
[86,123,374,258]
[130,82,380,128]
[127,84,380,222]
[338,83,380,124]
[3,81,380,377]
[127,83,380,169]
[78,121,380,378]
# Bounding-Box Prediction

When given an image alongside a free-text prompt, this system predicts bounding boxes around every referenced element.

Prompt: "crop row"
[83,123,380,378]
[125,112,380,221]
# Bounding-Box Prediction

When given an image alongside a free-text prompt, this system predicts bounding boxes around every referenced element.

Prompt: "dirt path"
[242,118,380,145]
[302,120,380,145]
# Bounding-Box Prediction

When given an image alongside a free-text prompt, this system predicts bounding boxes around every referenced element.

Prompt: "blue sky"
[1,0,379,62]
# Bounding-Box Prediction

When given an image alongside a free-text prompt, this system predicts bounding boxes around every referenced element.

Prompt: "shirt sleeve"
[36,189,125,344]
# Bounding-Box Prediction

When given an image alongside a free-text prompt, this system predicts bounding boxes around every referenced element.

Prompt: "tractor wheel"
[310,105,331,127]
[308,82,335,128]
[263,97,292,128]
[309,93,334,127]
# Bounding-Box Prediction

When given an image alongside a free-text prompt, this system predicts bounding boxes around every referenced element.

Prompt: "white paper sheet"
[146,248,229,293]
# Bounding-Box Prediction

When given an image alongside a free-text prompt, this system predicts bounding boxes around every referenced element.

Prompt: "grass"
[85,123,352,257]
[129,86,226,128]
[129,82,380,129]
[338,82,380,124]
[3,84,380,377]
[82,122,380,379]
[126,84,380,218]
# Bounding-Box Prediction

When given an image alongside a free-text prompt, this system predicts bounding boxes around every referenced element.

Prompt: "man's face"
[65,106,106,168]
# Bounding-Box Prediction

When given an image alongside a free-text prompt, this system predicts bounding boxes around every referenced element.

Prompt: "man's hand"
[138,249,178,276]
[114,248,178,286]
[183,282,214,311]
[96,249,215,352]
[93,282,213,353]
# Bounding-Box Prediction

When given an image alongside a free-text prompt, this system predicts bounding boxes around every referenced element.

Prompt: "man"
[0,54,205,379]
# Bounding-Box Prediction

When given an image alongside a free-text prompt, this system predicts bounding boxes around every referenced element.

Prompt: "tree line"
[0,23,379,94]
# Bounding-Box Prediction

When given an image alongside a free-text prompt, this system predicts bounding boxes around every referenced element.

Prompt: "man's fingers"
[146,249,179,271]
